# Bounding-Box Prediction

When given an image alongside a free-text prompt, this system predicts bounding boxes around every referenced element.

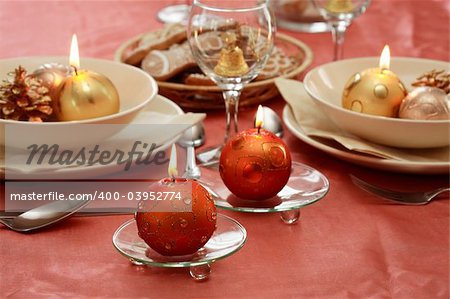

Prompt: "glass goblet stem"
[330,21,348,61]
[223,89,242,142]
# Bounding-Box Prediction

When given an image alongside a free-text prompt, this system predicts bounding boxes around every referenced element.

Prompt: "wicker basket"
[115,32,313,110]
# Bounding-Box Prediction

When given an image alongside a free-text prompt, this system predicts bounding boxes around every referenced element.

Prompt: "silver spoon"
[0,199,91,232]
[177,122,205,179]
[254,106,284,138]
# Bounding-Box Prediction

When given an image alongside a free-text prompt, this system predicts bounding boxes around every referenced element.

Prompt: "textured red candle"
[219,128,292,201]
[135,178,217,256]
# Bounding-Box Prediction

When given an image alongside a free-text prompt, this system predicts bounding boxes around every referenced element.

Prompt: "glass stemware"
[187,0,275,164]
[157,1,191,24]
[312,0,371,60]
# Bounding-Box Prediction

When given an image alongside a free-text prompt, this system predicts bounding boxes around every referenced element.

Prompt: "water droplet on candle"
[179,218,188,228]
[211,211,217,221]
[165,243,172,250]
[201,236,208,243]
[142,221,150,232]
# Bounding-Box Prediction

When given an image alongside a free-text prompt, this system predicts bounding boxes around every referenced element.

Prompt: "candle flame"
[168,144,178,178]
[255,105,264,129]
[379,45,390,70]
[69,34,80,69]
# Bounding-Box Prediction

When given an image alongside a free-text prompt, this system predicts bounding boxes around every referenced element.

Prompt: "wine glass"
[187,0,275,164]
[312,0,371,60]
[157,1,191,24]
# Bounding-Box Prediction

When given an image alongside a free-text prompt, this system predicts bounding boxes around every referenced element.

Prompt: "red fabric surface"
[0,1,449,298]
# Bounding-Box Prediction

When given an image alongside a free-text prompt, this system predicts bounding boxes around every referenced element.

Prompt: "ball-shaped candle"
[342,45,408,117]
[55,34,120,121]
[135,145,217,256]
[219,105,292,201]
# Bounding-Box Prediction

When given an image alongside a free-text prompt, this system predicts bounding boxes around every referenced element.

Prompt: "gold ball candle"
[219,106,292,201]
[342,45,408,117]
[55,34,120,121]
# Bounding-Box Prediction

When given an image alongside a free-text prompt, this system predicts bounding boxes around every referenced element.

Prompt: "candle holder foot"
[280,209,300,224]
[129,258,145,266]
[189,264,211,281]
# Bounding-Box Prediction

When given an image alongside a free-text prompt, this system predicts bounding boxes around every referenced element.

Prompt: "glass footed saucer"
[112,214,246,280]
[199,162,329,224]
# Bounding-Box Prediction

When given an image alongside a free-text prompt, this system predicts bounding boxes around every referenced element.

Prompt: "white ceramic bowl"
[304,57,449,148]
[0,56,158,149]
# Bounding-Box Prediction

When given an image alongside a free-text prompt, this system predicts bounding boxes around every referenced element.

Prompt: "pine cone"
[412,69,450,94]
[0,66,55,122]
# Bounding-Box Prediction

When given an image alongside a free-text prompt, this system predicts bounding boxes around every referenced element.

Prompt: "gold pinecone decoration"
[412,69,450,94]
[0,66,55,122]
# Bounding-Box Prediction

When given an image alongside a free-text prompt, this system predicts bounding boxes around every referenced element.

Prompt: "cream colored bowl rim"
[303,56,450,124]
[0,56,158,126]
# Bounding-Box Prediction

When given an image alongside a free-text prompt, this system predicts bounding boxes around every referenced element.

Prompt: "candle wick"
[171,176,175,182]
[257,126,261,134]
[71,65,78,76]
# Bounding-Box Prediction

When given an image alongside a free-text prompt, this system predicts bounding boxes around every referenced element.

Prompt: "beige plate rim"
[283,105,449,175]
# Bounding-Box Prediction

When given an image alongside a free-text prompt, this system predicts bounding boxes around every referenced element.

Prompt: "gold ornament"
[326,0,354,13]
[399,86,450,120]
[342,68,408,117]
[55,69,120,121]
[32,63,71,92]
[214,32,249,77]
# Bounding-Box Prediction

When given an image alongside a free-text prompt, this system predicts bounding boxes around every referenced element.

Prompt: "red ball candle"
[219,106,292,200]
[135,145,217,256]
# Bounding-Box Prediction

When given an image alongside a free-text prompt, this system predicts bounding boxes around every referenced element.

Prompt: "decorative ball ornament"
[32,63,71,93]
[398,87,450,120]
[342,45,408,117]
[135,179,217,256]
[219,127,292,201]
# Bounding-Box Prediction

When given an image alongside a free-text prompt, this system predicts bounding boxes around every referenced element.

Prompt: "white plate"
[3,95,183,179]
[283,105,449,174]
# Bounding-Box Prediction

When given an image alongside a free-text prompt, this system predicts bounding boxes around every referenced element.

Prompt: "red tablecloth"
[0,1,449,298]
